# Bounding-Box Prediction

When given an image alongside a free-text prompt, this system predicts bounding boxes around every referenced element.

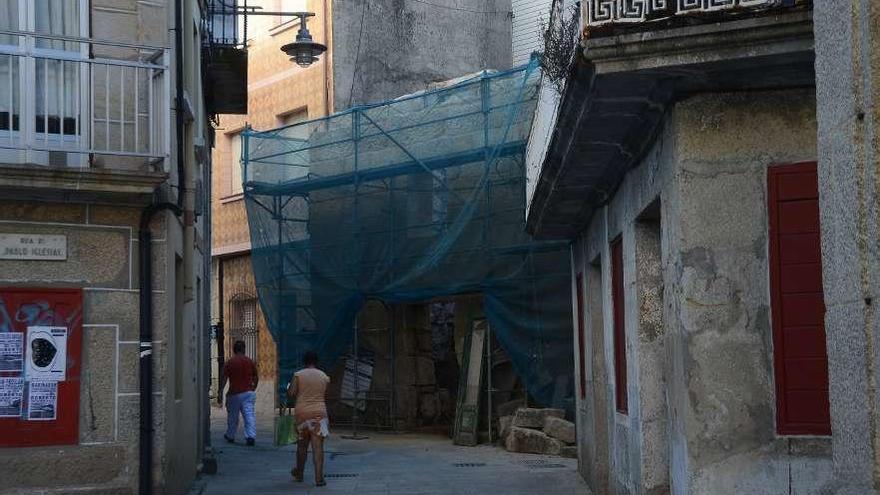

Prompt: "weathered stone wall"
[571,89,831,494]
[813,1,880,492]
[0,201,205,495]
[331,0,513,110]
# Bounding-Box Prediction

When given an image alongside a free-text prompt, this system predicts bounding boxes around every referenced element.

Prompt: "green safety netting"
[242,58,574,411]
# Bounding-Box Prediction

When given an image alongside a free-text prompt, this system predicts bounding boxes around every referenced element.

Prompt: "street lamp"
[281,12,327,68]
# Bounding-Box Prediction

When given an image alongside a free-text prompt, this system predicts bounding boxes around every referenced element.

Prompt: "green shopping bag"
[274,407,298,446]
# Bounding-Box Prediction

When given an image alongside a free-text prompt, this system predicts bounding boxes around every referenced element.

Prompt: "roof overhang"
[526,10,815,239]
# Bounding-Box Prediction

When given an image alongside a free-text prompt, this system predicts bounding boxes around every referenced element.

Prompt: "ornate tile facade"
[585,0,781,26]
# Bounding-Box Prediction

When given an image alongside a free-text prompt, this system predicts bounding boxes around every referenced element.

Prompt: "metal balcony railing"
[0,30,171,168]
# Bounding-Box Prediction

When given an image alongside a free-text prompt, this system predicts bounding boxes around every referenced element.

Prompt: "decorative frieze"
[586,0,781,27]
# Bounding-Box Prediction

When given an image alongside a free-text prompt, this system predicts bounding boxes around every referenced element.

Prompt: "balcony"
[0,30,170,201]
[202,0,248,116]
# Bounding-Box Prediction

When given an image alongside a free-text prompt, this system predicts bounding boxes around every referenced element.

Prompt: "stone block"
[512,407,565,428]
[505,426,563,455]
[496,398,525,417]
[80,325,118,443]
[560,446,578,459]
[543,416,576,444]
[0,444,127,489]
[0,224,131,289]
[420,392,438,419]
[415,356,436,385]
[499,415,513,441]
[0,201,86,223]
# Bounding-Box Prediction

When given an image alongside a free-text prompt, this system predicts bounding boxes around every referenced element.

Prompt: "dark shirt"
[224,354,258,395]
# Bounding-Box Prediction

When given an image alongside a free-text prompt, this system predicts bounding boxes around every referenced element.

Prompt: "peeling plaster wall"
[571,89,832,494]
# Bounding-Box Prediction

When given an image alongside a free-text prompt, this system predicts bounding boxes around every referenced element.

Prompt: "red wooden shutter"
[611,238,627,414]
[576,273,587,400]
[768,162,831,435]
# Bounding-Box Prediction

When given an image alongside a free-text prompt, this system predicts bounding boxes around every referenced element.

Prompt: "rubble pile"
[499,408,577,458]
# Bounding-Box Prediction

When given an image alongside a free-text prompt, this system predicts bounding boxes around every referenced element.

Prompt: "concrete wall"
[572,89,832,494]
[813,1,880,492]
[331,0,513,110]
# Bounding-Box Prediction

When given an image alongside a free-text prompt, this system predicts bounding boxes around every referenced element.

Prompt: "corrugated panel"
[512,0,551,65]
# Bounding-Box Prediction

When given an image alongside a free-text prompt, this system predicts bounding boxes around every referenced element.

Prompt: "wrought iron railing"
[0,30,171,167]
[204,0,248,49]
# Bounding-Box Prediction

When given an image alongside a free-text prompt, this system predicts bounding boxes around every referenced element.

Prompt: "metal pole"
[487,321,492,444]
[342,318,368,440]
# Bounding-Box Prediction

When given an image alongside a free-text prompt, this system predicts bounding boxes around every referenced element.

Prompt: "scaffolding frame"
[242,59,576,420]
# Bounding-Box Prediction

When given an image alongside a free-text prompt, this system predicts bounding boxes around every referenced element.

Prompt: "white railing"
[0,30,171,168]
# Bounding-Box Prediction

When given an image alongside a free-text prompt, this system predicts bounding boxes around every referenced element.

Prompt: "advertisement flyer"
[26,380,57,421]
[0,333,23,372]
[0,377,23,418]
[25,326,67,381]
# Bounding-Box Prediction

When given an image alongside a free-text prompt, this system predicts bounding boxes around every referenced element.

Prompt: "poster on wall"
[26,380,57,421]
[0,377,23,417]
[25,327,67,381]
[0,333,23,372]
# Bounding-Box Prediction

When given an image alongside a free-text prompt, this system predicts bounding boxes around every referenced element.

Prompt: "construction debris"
[500,408,576,457]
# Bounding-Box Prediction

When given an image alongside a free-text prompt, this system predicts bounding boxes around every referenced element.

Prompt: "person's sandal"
[315,480,326,487]
[290,468,303,482]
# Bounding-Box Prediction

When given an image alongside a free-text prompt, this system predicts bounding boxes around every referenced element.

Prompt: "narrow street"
[201,411,590,495]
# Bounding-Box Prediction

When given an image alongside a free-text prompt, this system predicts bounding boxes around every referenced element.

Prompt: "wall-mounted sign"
[0,234,67,261]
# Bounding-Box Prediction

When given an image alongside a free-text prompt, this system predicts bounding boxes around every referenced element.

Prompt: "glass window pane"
[35,0,80,51]
[0,54,20,132]
[35,58,78,135]
[0,0,20,45]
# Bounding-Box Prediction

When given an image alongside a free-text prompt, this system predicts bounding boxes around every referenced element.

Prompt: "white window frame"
[0,0,89,167]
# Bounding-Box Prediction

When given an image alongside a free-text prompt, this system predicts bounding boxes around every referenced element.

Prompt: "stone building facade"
[526,0,879,493]
[0,0,213,492]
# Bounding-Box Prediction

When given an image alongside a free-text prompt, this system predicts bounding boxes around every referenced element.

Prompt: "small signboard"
[0,234,67,261]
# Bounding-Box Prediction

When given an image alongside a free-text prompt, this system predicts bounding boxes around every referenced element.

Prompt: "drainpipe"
[138,0,185,490]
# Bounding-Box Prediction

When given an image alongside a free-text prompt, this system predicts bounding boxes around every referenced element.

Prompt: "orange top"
[292,367,330,424]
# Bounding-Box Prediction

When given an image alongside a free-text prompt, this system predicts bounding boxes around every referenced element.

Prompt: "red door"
[0,288,83,446]
[768,162,830,435]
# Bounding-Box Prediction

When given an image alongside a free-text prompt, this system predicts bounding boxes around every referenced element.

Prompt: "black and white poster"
[26,380,57,421]
[0,377,23,418]
[25,326,67,381]
[0,333,23,372]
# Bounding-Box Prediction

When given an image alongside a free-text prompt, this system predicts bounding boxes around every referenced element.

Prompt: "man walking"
[223,340,259,446]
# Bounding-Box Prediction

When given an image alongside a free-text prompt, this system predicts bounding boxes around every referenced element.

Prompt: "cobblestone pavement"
[199,409,591,495]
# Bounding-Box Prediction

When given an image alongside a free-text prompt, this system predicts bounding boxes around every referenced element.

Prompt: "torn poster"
[25,326,67,381]
[27,380,57,421]
[0,377,23,418]
[0,332,23,372]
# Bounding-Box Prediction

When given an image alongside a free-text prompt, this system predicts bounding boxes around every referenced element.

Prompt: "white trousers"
[226,390,257,440]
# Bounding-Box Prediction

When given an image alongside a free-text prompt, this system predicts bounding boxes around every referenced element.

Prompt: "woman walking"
[287,351,330,487]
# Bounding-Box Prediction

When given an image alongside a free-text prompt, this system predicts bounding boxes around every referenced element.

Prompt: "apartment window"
[229,294,258,361]
[768,162,830,435]
[277,108,307,127]
[576,273,587,400]
[0,0,86,140]
[229,131,243,195]
[611,237,627,414]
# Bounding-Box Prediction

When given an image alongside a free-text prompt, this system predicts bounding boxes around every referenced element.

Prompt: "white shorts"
[298,417,330,438]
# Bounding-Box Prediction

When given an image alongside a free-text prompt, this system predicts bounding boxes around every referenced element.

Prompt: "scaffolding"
[242,58,575,417]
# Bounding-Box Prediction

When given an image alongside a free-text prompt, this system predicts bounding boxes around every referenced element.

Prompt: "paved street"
[200,410,590,495]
